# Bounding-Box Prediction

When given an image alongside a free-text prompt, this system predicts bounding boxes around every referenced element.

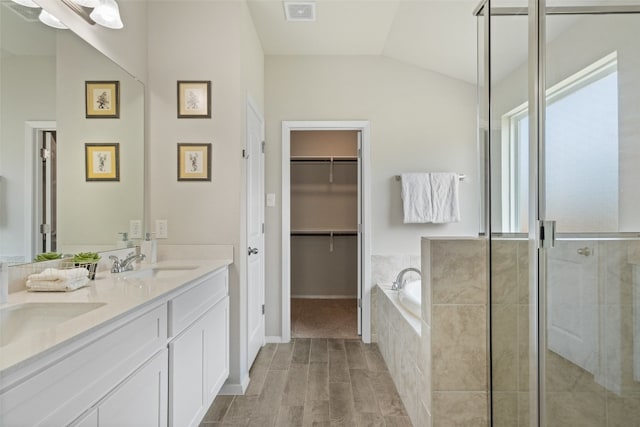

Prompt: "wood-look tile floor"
[200,339,412,427]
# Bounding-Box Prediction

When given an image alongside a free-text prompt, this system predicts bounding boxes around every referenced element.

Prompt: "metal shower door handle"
[577,247,592,257]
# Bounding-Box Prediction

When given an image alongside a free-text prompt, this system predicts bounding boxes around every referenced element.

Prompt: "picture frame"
[85,143,120,181]
[177,80,211,118]
[85,81,120,118]
[177,143,212,181]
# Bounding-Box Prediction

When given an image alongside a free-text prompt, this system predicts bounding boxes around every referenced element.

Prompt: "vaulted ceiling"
[247,0,480,84]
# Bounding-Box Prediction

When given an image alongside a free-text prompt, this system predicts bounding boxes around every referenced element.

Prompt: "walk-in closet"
[290,130,359,339]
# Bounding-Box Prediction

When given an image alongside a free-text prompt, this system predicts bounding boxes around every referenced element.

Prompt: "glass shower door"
[541,7,640,426]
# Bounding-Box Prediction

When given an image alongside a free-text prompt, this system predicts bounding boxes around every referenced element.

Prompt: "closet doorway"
[281,121,371,343]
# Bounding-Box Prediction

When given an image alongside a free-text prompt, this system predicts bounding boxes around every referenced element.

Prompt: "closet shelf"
[290,156,357,163]
[291,229,358,236]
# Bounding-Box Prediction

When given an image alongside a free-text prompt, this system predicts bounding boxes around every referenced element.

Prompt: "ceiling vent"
[1,1,40,22]
[284,1,316,22]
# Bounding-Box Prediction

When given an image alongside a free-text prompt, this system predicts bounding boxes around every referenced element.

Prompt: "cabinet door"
[169,320,205,427]
[204,296,229,403]
[98,349,168,427]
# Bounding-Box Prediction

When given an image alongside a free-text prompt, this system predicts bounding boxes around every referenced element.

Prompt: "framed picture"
[177,81,211,118]
[85,81,120,118]
[85,143,120,181]
[177,143,212,181]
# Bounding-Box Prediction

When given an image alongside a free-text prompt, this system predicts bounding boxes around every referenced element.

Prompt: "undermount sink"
[124,266,199,279]
[0,302,106,347]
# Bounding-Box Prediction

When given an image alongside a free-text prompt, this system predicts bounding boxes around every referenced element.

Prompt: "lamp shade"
[39,9,68,29]
[11,0,40,8]
[90,0,123,29]
[72,0,100,7]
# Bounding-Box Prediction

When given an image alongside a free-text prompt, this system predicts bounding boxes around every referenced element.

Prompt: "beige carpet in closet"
[291,298,358,339]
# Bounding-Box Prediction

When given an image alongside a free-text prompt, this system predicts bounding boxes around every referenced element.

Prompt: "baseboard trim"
[218,373,250,395]
[291,295,357,299]
[265,336,284,343]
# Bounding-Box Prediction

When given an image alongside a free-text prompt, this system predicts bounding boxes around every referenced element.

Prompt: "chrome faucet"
[109,252,146,273]
[392,267,421,291]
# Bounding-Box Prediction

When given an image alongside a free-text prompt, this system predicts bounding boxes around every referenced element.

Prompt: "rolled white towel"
[27,277,90,292]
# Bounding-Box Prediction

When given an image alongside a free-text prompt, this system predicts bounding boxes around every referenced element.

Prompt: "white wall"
[265,55,478,336]
[56,31,144,249]
[147,0,264,390]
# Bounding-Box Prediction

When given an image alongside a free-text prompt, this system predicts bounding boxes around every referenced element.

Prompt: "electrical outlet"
[129,220,142,239]
[155,219,168,239]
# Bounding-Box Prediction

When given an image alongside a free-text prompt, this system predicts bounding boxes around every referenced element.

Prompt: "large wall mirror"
[0,1,144,264]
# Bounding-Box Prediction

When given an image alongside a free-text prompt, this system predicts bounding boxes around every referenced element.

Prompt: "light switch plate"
[129,220,142,239]
[155,220,168,239]
[266,193,276,207]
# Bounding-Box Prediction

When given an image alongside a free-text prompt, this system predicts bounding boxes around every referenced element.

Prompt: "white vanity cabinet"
[0,304,167,426]
[71,349,168,427]
[0,263,231,427]
[168,268,229,427]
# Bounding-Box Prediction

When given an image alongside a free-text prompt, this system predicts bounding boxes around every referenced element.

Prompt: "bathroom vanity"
[0,260,231,427]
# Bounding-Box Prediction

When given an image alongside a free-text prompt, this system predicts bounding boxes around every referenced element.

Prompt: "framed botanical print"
[177,80,211,118]
[177,143,212,181]
[85,143,120,181]
[85,81,120,118]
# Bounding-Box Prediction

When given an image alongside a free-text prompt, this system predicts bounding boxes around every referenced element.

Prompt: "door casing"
[280,120,372,343]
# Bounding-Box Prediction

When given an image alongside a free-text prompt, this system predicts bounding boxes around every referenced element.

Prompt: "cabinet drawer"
[0,304,167,427]
[169,268,228,337]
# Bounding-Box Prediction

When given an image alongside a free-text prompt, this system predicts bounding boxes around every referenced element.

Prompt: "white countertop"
[0,259,232,377]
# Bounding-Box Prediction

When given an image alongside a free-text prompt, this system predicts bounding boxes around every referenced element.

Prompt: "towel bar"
[395,174,466,181]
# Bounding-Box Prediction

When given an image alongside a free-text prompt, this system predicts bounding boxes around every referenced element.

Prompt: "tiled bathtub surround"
[376,284,421,426]
[371,254,421,342]
[373,239,489,427]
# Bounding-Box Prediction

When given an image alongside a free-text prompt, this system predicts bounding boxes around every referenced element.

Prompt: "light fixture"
[89,0,123,29]
[38,9,68,29]
[10,0,40,8]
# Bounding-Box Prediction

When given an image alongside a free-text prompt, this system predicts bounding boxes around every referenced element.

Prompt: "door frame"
[281,120,372,343]
[24,121,56,262]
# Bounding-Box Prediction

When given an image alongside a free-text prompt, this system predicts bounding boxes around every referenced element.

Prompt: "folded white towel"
[401,173,433,223]
[430,172,460,223]
[27,277,90,292]
[26,268,90,292]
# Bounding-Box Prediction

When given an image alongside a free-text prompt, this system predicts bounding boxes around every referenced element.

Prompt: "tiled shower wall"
[423,238,488,426]
[492,239,640,426]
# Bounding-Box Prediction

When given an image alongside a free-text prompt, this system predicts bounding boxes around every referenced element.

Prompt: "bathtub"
[377,283,421,335]
[398,280,421,320]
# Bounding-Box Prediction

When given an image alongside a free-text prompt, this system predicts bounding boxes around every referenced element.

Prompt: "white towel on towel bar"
[429,172,460,223]
[401,173,433,223]
[400,172,461,223]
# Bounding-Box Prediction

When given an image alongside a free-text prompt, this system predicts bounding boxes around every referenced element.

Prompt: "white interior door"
[547,241,599,373]
[246,100,265,367]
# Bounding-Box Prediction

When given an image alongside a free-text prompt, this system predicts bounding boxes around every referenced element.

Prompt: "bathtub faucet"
[392,267,421,291]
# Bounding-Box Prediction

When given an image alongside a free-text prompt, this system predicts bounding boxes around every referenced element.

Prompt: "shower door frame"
[478,1,640,425]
